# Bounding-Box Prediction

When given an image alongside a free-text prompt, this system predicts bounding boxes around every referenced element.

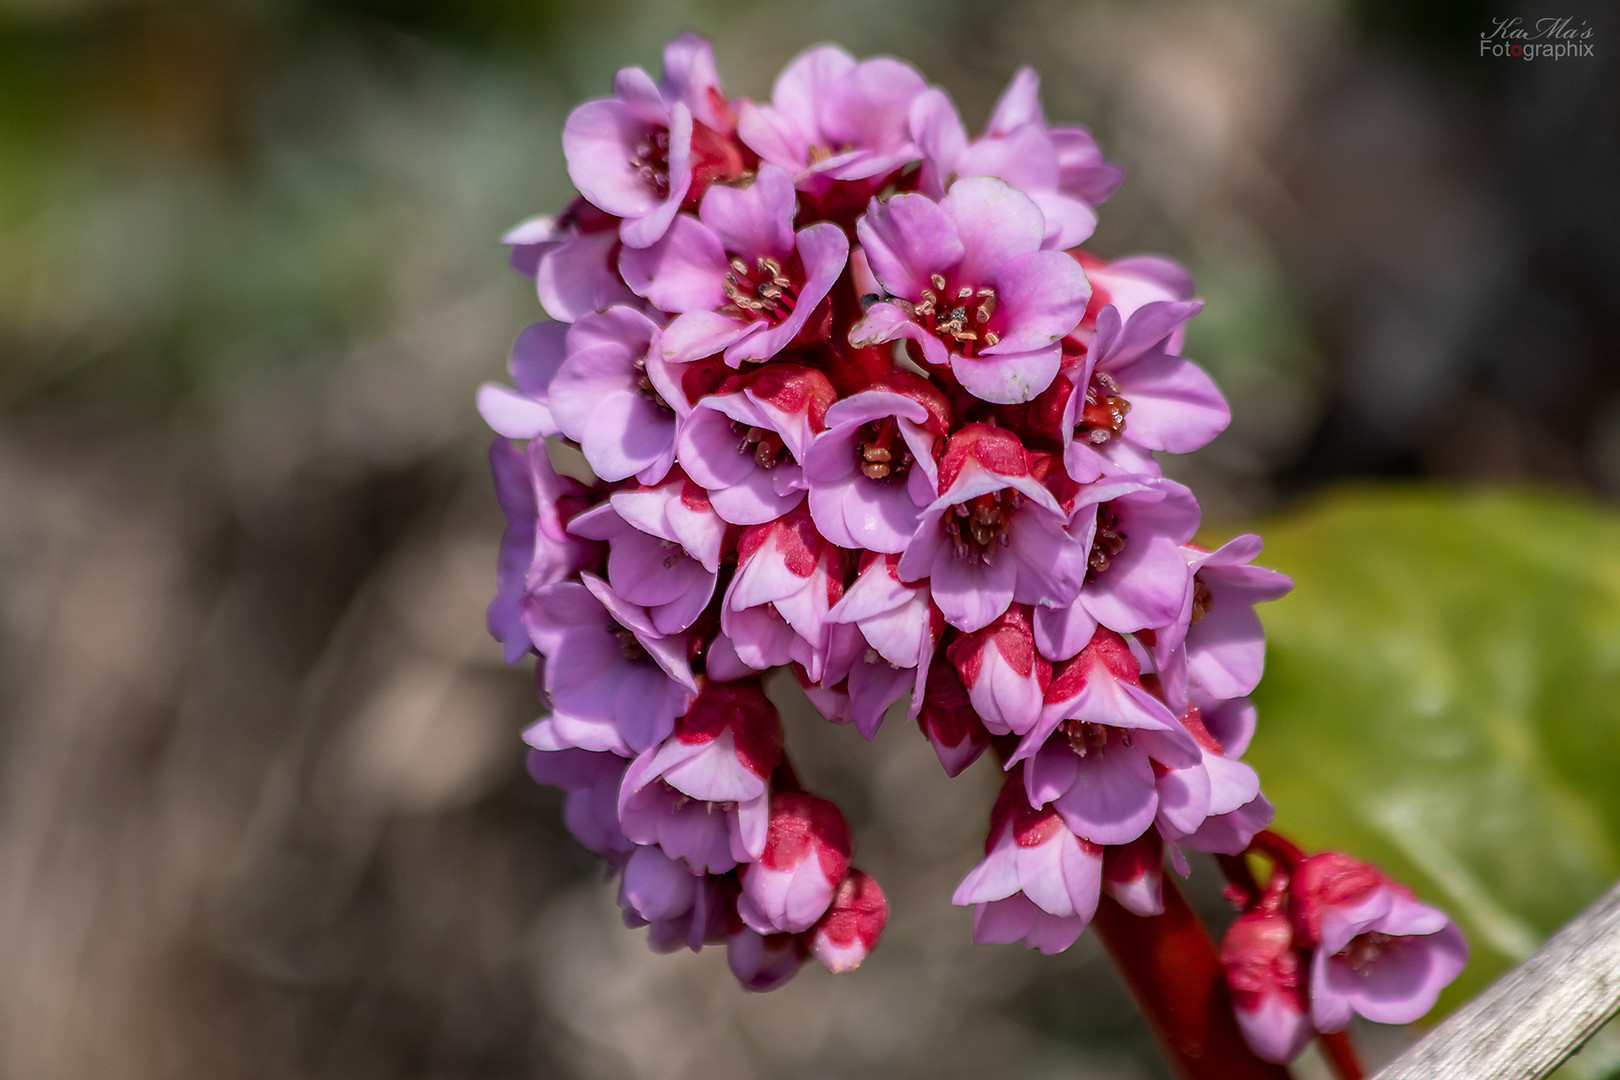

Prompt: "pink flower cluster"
[1219,838,1469,1062]
[481,32,1465,1038]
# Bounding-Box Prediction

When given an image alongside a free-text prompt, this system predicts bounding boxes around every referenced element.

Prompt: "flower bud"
[808,870,888,973]
[738,793,854,934]
[1220,908,1312,1064]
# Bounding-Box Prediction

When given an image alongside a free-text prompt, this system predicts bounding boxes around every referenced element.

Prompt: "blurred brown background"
[1,0,1616,1077]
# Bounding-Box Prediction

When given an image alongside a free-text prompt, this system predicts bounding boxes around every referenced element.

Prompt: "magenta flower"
[1072,252,1197,344]
[721,505,843,681]
[619,679,785,871]
[562,34,731,249]
[727,927,807,991]
[946,604,1051,737]
[619,166,849,366]
[1155,534,1294,707]
[1292,854,1469,1031]
[503,199,639,322]
[1222,908,1314,1064]
[545,306,689,483]
[1062,301,1230,483]
[1102,832,1164,917]
[897,424,1089,632]
[910,72,1113,250]
[737,45,927,187]
[477,321,565,441]
[954,769,1104,955]
[524,718,633,857]
[486,438,597,664]
[981,68,1124,207]
[819,552,938,738]
[522,576,696,755]
[738,793,854,935]
[674,362,835,525]
[803,373,949,553]
[567,472,725,635]
[1071,475,1201,635]
[849,177,1091,403]
[915,654,991,777]
[808,869,889,972]
[1012,630,1200,845]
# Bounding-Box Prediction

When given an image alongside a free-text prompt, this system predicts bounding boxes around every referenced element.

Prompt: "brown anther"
[854,418,912,483]
[1088,504,1128,578]
[735,423,789,469]
[930,273,947,291]
[944,491,1014,564]
[730,256,750,276]
[1190,577,1213,623]
[1061,720,1112,758]
[612,625,648,662]
[983,330,1000,347]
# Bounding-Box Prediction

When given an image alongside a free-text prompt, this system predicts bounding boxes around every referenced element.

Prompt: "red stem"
[1092,879,1293,1080]
[1318,1030,1364,1080]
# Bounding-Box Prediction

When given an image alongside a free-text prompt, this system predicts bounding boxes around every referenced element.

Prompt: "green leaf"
[1241,486,1620,1013]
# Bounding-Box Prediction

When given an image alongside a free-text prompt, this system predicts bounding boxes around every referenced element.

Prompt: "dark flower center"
[1061,720,1130,757]
[1076,371,1131,444]
[723,255,800,324]
[733,421,790,469]
[610,622,650,663]
[854,417,913,482]
[1190,576,1213,623]
[895,273,1000,356]
[1340,931,1398,975]
[629,127,672,199]
[944,489,1020,563]
[1087,504,1127,579]
[633,358,675,414]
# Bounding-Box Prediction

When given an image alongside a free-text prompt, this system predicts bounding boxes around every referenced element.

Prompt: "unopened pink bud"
[808,869,888,973]
[738,793,854,934]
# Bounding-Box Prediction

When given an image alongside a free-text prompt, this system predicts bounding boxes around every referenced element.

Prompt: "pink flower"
[1102,832,1164,917]
[1071,475,1201,635]
[1061,301,1229,483]
[978,68,1124,208]
[849,177,1091,403]
[1071,252,1197,345]
[567,471,726,635]
[947,604,1051,737]
[721,505,843,681]
[910,73,1111,250]
[738,793,854,934]
[727,927,806,991]
[619,165,849,366]
[1222,907,1314,1064]
[562,34,734,249]
[897,424,1089,633]
[954,768,1103,954]
[477,321,565,440]
[522,576,697,755]
[821,552,938,738]
[808,869,889,972]
[737,45,927,188]
[524,718,633,857]
[486,438,596,664]
[546,306,691,483]
[1154,534,1294,707]
[1292,854,1469,1031]
[502,199,638,322]
[802,373,948,553]
[674,363,835,525]
[619,679,785,872]
[915,654,991,777]
[1012,629,1200,845]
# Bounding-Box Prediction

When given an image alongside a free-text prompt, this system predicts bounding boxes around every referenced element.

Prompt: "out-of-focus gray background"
[1,0,1615,1077]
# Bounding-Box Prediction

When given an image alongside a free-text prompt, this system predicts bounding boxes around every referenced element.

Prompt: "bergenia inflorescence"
[482,34,1466,1061]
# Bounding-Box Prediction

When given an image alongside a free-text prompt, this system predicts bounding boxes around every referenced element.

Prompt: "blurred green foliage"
[1245,487,1620,1014]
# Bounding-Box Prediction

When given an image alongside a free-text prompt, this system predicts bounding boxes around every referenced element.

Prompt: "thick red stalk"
[1318,1030,1364,1080]
[1092,879,1293,1080]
